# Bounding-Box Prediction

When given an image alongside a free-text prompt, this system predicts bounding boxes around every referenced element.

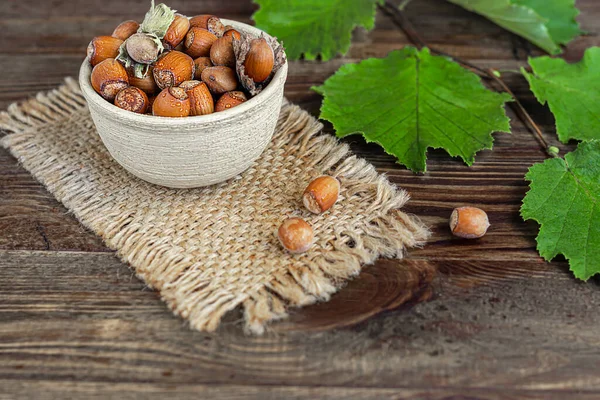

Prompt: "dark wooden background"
[1,0,600,398]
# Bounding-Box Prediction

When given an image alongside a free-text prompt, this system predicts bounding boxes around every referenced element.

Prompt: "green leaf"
[448,0,582,54]
[139,0,175,39]
[522,47,600,143]
[521,141,600,281]
[513,0,583,46]
[252,0,383,61]
[313,47,512,172]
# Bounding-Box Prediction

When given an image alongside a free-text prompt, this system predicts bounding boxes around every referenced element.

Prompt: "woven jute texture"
[0,78,429,334]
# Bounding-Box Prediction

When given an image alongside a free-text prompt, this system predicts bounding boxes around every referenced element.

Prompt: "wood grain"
[1,0,599,397]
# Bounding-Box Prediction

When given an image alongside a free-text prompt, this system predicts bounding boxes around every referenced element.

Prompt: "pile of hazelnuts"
[87,11,278,117]
[278,176,341,254]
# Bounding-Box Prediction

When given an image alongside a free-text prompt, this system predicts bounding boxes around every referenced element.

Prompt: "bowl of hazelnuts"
[79,2,287,188]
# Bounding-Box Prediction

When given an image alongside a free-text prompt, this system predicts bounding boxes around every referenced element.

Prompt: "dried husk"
[233,33,286,96]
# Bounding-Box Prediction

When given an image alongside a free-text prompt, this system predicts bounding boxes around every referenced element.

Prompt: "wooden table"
[1,0,599,398]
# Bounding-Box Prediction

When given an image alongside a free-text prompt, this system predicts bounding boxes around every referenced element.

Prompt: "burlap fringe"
[0,78,430,334]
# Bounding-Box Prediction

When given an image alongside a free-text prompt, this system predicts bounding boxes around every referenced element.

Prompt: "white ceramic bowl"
[79,19,287,188]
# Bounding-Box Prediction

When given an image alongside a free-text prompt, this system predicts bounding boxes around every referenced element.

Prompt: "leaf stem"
[379,1,490,79]
[380,0,556,157]
[486,68,555,156]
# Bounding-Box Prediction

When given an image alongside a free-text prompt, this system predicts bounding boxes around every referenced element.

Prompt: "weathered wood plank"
[0,251,598,392]
[3,380,600,400]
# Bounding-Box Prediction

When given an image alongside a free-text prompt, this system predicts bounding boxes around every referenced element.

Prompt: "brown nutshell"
[112,20,139,41]
[184,27,217,58]
[90,58,129,101]
[152,87,191,117]
[127,66,158,94]
[193,57,213,79]
[302,176,340,214]
[114,86,149,114]
[215,91,247,112]
[244,37,274,83]
[278,218,314,254]
[201,66,238,95]
[87,36,123,67]
[210,35,236,68]
[153,50,195,89]
[449,207,490,239]
[188,82,214,116]
[163,14,190,48]
[189,15,224,37]
[223,29,241,40]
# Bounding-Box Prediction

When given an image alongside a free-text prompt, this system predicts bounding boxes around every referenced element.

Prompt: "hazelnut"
[189,15,225,37]
[126,33,160,64]
[223,29,241,40]
[127,66,158,94]
[215,91,246,112]
[201,66,238,95]
[87,36,123,67]
[163,14,190,48]
[153,50,195,89]
[193,57,213,79]
[112,20,140,41]
[90,58,129,101]
[187,82,214,116]
[243,37,274,83]
[152,87,191,117]
[178,80,202,92]
[450,207,490,239]
[114,86,149,114]
[184,27,217,58]
[210,35,236,68]
[278,218,314,254]
[303,176,340,214]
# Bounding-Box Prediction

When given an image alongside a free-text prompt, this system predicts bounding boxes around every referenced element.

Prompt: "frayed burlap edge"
[0,78,430,334]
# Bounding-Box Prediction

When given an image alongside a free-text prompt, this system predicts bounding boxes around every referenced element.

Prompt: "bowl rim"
[79,18,288,127]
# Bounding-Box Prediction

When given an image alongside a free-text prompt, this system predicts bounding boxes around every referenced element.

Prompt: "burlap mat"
[0,78,429,334]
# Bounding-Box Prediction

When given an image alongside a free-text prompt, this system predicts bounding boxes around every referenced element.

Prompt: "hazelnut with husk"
[233,33,286,96]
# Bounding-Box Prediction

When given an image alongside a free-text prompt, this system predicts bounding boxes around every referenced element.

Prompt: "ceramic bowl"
[79,19,287,188]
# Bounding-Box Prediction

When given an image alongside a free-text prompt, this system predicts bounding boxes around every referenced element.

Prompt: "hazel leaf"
[448,0,582,55]
[522,47,600,143]
[252,0,383,61]
[313,47,512,172]
[521,140,600,281]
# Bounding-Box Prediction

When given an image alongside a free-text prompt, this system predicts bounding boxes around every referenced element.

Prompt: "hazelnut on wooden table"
[450,207,490,239]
